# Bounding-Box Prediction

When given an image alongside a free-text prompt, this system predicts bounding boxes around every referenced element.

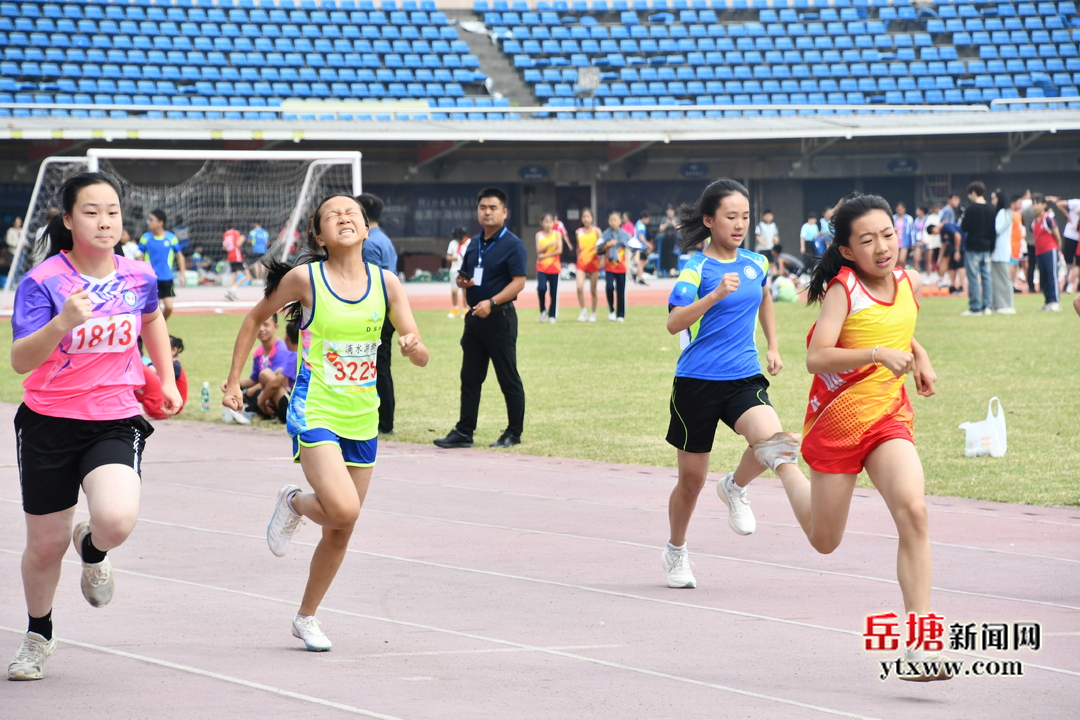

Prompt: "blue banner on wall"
[887,159,919,174]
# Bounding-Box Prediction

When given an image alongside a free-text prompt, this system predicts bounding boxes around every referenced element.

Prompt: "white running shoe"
[661,548,696,588]
[588,312,597,322]
[982,308,993,315]
[578,308,589,322]
[716,473,756,536]
[72,521,114,608]
[995,307,1017,314]
[616,317,625,322]
[1048,302,1061,312]
[7,632,57,681]
[267,485,304,557]
[607,311,616,321]
[959,309,979,316]
[899,647,955,682]
[548,314,556,324]
[221,407,251,425]
[292,615,332,652]
[539,312,547,323]
[753,432,802,472]
[225,289,238,301]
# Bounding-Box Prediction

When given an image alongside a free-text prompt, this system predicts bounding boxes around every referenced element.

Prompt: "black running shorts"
[666,375,772,453]
[15,404,153,516]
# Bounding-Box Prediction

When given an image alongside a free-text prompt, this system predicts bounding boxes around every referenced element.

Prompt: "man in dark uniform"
[434,187,527,449]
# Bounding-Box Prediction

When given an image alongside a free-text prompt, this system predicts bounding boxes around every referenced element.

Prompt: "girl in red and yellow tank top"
[535,213,565,323]
[575,209,601,321]
[752,194,951,681]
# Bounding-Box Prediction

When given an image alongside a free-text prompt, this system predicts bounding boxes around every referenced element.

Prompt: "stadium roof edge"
[3,110,1080,144]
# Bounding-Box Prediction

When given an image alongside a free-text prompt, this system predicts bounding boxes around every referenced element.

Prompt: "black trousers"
[605,271,626,318]
[376,316,395,434]
[456,306,525,438]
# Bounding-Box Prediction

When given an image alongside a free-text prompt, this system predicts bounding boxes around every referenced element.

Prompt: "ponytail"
[805,242,857,304]
[805,192,893,305]
[676,178,749,252]
[42,213,72,259]
[263,193,367,322]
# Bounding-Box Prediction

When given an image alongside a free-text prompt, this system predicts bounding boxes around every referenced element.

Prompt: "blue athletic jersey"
[669,249,769,381]
[249,227,269,254]
[138,231,180,281]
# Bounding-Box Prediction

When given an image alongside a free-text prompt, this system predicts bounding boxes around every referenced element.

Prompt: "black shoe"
[433,429,473,448]
[489,432,521,448]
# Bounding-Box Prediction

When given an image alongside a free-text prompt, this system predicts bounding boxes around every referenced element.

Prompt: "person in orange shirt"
[575,209,601,322]
[535,213,565,323]
[1009,194,1026,291]
[751,194,951,682]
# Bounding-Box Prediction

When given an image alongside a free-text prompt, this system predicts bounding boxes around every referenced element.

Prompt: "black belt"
[467,300,514,316]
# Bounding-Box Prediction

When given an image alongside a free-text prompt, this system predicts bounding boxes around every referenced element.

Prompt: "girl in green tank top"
[224,195,429,652]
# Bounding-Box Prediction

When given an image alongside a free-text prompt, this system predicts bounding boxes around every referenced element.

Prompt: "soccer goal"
[6,149,362,290]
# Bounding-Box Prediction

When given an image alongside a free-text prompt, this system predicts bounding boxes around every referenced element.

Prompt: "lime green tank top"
[287,261,387,441]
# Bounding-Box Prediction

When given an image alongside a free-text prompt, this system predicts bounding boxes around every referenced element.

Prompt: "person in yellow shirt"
[574,209,601,322]
[535,214,565,323]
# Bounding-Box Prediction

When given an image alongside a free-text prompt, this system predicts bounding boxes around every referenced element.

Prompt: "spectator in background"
[173,216,189,256]
[912,207,928,272]
[960,181,996,316]
[1021,190,1037,293]
[136,335,189,419]
[754,208,779,254]
[552,214,570,262]
[1031,194,1062,312]
[248,222,269,281]
[5,216,21,255]
[939,193,961,226]
[139,209,185,320]
[600,210,632,322]
[924,203,942,282]
[219,314,291,423]
[446,226,470,319]
[223,226,246,302]
[893,202,915,268]
[575,208,602,321]
[1052,196,1080,293]
[119,229,142,261]
[990,189,1016,314]
[1009,194,1026,292]
[357,193,400,436]
[191,245,215,285]
[620,212,635,239]
[799,211,819,260]
[632,210,652,285]
[535,213,563,323]
[657,206,681,277]
[258,320,299,423]
[434,187,528,449]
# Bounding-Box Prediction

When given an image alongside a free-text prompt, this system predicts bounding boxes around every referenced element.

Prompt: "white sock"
[286,490,300,515]
[667,542,687,554]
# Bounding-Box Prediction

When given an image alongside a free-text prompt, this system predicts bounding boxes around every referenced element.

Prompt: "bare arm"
[10,289,92,375]
[904,268,923,295]
[222,266,311,410]
[758,288,783,375]
[666,272,741,334]
[806,283,914,377]
[142,308,181,414]
[384,270,429,367]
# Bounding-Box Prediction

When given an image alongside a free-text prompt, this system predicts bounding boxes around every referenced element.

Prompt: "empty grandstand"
[1,0,1079,123]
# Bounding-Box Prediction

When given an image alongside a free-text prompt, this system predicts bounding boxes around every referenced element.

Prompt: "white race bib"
[69,314,137,354]
[322,340,379,387]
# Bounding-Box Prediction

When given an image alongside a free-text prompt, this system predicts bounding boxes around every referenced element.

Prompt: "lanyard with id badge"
[471,227,505,287]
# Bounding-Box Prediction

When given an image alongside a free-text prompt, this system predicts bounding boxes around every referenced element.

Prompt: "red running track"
[1,405,1077,718]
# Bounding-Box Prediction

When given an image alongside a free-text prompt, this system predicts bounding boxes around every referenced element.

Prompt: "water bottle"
[201,381,211,412]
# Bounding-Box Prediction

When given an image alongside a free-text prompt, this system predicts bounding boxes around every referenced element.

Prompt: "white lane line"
[140,480,1080,566]
[0,567,882,720]
[0,625,406,719]
[361,644,623,659]
[1,497,1077,612]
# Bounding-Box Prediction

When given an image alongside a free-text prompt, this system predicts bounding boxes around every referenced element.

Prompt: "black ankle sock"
[28,611,52,641]
[81,532,107,564]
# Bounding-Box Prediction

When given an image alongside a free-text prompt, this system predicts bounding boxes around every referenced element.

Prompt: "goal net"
[7,150,362,290]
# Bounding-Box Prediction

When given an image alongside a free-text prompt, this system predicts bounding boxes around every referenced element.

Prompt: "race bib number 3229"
[69,314,137,354]
[323,340,379,387]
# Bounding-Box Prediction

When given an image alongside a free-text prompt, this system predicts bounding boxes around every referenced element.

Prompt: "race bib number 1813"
[69,314,137,354]
[323,340,379,387]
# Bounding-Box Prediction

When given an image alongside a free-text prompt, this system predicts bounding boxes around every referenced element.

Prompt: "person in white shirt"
[754,210,778,253]
[1052,196,1080,293]
[119,229,143,261]
[445,226,470,318]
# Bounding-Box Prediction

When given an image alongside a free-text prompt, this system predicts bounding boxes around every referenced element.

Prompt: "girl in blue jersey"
[224,195,429,652]
[661,179,809,589]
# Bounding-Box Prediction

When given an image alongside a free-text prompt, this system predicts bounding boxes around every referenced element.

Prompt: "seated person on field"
[136,335,188,419]
[219,313,291,414]
[257,320,299,422]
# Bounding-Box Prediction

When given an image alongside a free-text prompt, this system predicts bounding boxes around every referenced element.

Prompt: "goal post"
[6,149,362,291]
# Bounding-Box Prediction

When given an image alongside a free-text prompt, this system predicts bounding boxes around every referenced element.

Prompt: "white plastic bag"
[958,397,1007,458]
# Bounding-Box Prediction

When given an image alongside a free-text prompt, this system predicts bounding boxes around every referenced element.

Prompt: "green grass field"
[2,293,1077,505]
